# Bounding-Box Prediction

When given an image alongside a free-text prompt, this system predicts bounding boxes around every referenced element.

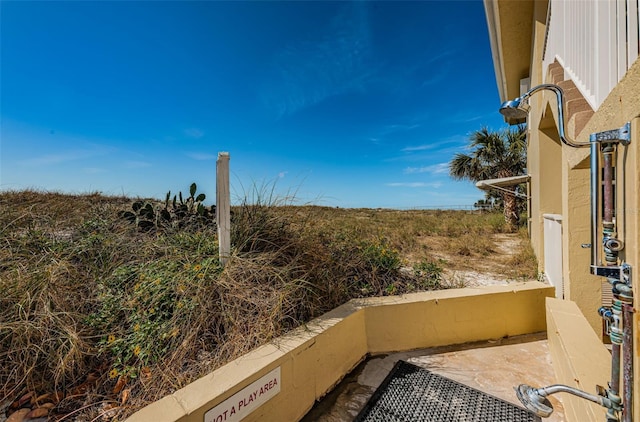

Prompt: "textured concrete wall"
[527,42,640,337]
[527,36,640,422]
[364,284,550,354]
[127,283,553,422]
[546,298,610,422]
[485,1,640,417]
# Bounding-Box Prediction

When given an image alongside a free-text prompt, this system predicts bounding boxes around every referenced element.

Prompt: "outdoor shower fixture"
[499,83,634,422]
[498,83,590,148]
[516,384,619,418]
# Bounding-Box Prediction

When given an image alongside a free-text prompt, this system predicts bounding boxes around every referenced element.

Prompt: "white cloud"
[20,152,86,166]
[401,135,468,153]
[184,128,204,139]
[386,182,442,188]
[426,49,456,64]
[449,111,494,123]
[401,144,436,152]
[19,144,113,166]
[261,1,373,118]
[384,124,420,133]
[420,70,448,87]
[278,171,288,179]
[404,163,449,174]
[369,123,421,145]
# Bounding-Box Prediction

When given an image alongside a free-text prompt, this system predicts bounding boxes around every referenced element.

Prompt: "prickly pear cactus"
[120,183,215,232]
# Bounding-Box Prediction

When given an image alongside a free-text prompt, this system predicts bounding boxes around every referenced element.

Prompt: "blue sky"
[1,1,509,208]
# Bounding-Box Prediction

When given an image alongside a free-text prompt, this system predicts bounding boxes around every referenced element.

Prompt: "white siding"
[543,0,640,110]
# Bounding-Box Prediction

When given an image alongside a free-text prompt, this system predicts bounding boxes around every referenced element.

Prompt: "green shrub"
[413,259,444,289]
[88,258,222,379]
[359,237,401,272]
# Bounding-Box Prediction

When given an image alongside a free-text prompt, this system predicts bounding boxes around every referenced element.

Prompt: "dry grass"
[0,190,537,420]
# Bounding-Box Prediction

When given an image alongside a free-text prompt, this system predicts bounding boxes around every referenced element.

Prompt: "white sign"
[204,367,281,422]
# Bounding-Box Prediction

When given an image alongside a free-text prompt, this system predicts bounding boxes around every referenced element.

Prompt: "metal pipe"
[499,84,591,148]
[622,304,634,422]
[602,144,614,224]
[590,140,601,271]
[515,383,619,419]
[538,384,605,402]
[524,85,588,148]
[616,280,633,298]
[611,342,621,400]
[603,144,617,267]
[602,140,622,415]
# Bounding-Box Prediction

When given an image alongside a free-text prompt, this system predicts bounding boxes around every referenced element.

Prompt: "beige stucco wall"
[363,285,549,354]
[559,160,599,330]
[546,298,610,422]
[485,1,640,418]
[128,283,553,422]
[526,38,640,336]
[530,52,640,422]
[527,103,564,273]
[529,1,549,88]
[614,117,640,419]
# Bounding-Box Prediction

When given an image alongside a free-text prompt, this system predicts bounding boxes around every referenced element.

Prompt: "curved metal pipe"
[537,384,611,405]
[499,84,590,148]
[516,384,617,418]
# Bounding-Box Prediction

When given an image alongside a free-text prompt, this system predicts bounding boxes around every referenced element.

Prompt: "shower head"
[499,98,529,125]
[515,384,554,418]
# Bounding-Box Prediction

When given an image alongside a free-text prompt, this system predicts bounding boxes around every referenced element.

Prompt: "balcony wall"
[543,0,640,109]
[127,283,553,422]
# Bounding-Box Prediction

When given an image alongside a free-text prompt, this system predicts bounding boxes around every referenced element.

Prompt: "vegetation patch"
[0,190,536,420]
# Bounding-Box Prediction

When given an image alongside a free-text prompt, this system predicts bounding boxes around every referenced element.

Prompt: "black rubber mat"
[355,360,541,422]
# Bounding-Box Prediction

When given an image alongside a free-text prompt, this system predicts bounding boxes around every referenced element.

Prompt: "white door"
[543,214,563,298]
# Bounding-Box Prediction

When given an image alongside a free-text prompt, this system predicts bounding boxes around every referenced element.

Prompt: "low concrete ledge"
[546,297,611,422]
[364,283,551,354]
[128,282,553,422]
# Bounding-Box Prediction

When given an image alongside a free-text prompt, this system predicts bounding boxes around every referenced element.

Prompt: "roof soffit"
[492,0,535,101]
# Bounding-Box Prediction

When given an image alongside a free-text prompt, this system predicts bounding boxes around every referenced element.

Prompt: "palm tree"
[449,126,527,231]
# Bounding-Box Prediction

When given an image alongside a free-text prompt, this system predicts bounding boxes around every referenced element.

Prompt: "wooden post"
[216,152,230,266]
